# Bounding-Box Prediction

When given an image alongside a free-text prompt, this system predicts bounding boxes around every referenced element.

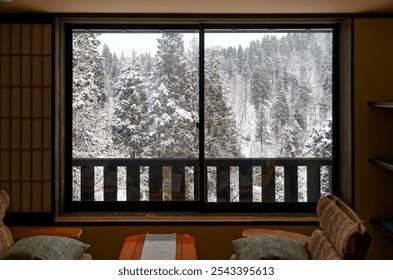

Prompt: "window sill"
[55,212,318,224]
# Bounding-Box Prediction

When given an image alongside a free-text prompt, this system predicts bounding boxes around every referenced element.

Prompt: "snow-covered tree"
[72,32,109,158]
[205,48,241,158]
[112,52,147,158]
[101,44,113,76]
[146,32,198,158]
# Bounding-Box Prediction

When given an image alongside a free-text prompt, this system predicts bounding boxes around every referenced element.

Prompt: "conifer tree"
[72,32,109,157]
[205,48,241,158]
[147,32,198,158]
[112,52,147,158]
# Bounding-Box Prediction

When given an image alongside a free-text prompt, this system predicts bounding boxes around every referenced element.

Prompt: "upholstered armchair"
[0,190,92,260]
[231,194,371,260]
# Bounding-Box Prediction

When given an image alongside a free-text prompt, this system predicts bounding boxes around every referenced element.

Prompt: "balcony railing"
[72,158,332,203]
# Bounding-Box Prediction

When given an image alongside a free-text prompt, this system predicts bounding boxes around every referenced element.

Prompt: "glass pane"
[204,30,333,202]
[71,30,199,201]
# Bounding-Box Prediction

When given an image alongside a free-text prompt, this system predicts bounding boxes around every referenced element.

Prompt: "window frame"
[57,21,340,215]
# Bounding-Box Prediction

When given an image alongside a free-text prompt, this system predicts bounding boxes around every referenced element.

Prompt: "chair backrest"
[308,194,371,260]
[0,190,14,255]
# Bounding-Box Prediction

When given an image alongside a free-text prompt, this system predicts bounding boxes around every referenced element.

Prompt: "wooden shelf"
[368,101,393,109]
[370,217,393,240]
[369,158,393,172]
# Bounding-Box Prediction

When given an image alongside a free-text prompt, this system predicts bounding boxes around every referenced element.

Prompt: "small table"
[118,234,197,260]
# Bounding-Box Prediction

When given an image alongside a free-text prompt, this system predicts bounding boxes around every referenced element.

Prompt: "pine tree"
[146,32,198,158]
[154,33,188,99]
[72,32,109,157]
[205,48,241,158]
[101,43,113,76]
[112,52,147,158]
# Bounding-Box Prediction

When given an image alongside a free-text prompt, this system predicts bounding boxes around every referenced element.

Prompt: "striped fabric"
[308,229,341,260]
[317,196,360,259]
[0,190,14,255]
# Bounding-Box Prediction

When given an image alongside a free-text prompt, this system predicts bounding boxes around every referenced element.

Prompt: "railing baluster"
[262,161,276,202]
[126,165,140,201]
[104,163,117,201]
[307,165,320,202]
[239,165,253,202]
[284,166,298,202]
[216,166,230,202]
[149,165,162,201]
[193,165,199,201]
[328,165,333,193]
[172,165,185,201]
[80,163,94,201]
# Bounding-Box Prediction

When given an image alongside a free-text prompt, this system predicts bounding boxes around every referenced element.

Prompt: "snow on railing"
[72,158,332,203]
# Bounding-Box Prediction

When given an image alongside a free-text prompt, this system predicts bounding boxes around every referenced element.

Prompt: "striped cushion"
[308,229,341,260]
[0,190,9,221]
[0,190,14,255]
[317,196,360,258]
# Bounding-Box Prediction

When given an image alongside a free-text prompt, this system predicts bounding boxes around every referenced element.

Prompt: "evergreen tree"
[108,53,121,97]
[271,81,291,156]
[101,43,113,76]
[140,53,154,77]
[72,32,109,157]
[147,32,198,158]
[205,48,241,158]
[154,32,188,99]
[112,52,147,158]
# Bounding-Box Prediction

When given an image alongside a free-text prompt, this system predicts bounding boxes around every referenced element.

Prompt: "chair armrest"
[12,227,82,241]
[242,228,311,243]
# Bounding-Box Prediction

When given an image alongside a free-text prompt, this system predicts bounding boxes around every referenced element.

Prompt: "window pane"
[204,30,333,202]
[71,31,199,202]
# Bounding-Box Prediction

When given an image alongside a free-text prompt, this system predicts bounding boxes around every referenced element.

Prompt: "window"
[60,23,338,213]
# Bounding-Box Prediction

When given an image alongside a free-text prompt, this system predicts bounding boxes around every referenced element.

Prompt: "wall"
[354,18,393,259]
[0,24,52,212]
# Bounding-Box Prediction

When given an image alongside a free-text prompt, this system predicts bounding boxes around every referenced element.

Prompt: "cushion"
[232,234,310,260]
[0,190,10,221]
[308,229,341,260]
[317,196,360,258]
[0,235,90,260]
[0,190,14,255]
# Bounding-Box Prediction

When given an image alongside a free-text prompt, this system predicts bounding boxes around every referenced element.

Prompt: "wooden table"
[118,234,197,260]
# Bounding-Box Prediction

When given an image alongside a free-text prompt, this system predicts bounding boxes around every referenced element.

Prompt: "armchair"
[232,194,371,260]
[0,190,92,260]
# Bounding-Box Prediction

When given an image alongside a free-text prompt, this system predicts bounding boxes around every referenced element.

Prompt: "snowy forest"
[71,30,333,202]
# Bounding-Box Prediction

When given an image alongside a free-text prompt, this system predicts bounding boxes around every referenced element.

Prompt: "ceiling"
[1,0,393,14]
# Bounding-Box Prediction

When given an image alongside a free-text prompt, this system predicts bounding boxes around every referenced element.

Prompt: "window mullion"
[198,27,206,205]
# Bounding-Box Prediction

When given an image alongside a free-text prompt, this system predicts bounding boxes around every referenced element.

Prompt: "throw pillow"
[232,234,310,260]
[0,235,90,260]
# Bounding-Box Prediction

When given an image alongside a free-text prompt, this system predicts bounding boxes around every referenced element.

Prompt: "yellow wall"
[354,18,393,259]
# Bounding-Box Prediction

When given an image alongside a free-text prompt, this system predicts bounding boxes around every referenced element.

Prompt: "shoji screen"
[0,24,52,213]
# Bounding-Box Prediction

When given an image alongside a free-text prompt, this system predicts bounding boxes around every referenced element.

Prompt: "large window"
[61,23,337,213]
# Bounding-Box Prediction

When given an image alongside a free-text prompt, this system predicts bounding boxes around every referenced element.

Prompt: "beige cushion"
[317,196,360,258]
[308,229,341,260]
[232,234,310,260]
[0,235,90,260]
[0,190,14,255]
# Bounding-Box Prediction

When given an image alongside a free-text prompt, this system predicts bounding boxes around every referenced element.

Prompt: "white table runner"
[140,233,177,260]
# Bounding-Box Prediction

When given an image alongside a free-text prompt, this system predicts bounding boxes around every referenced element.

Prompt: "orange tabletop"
[118,234,197,260]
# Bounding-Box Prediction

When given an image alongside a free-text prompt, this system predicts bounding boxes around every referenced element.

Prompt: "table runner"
[140,233,177,260]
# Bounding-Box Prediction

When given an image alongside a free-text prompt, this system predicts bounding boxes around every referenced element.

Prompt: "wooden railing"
[72,158,332,203]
